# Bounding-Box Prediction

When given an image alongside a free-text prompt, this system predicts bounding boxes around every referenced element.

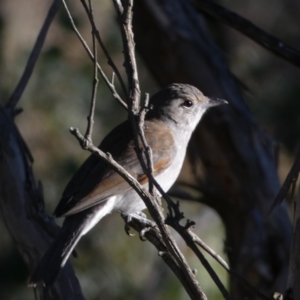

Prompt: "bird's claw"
[123,214,135,236]
[124,223,135,236]
[139,227,151,241]
[122,212,156,238]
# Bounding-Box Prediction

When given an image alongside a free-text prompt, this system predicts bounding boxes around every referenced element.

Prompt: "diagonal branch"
[113,0,141,112]
[124,216,208,298]
[80,0,128,99]
[6,0,60,109]
[191,0,300,68]
[165,218,231,300]
[61,0,128,110]
[163,185,269,299]
[84,0,98,143]
[176,225,269,300]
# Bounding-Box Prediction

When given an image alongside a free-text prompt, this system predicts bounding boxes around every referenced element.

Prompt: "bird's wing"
[54,120,175,217]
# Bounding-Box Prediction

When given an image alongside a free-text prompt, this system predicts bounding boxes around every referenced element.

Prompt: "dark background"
[0,1,299,299]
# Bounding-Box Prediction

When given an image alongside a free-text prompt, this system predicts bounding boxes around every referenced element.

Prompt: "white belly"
[155,151,185,193]
[114,135,188,215]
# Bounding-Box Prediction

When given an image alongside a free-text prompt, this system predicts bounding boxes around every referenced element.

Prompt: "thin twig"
[191,232,270,300]
[192,232,229,269]
[191,0,300,68]
[123,216,208,297]
[113,0,140,111]
[61,0,128,110]
[169,212,268,300]
[84,0,98,142]
[70,128,148,194]
[168,184,273,299]
[138,93,155,194]
[6,0,60,109]
[80,0,128,98]
[165,219,231,300]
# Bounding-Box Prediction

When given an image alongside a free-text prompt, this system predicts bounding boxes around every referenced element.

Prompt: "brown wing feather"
[54,120,175,217]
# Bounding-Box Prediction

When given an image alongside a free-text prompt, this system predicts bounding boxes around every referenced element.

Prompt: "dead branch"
[61,0,128,110]
[191,0,300,68]
[0,1,85,298]
[83,0,98,143]
[80,0,128,98]
[6,0,60,109]
[113,0,140,112]
[0,106,85,300]
[122,216,206,298]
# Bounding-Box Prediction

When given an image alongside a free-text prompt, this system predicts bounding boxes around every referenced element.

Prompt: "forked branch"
[61,0,128,110]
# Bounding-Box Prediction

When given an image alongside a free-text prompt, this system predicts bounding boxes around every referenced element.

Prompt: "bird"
[28,83,227,287]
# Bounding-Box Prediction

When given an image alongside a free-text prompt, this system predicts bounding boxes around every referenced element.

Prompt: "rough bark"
[133,0,291,298]
[0,106,85,300]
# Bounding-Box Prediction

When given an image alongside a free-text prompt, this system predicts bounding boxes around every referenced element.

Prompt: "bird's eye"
[182,100,193,107]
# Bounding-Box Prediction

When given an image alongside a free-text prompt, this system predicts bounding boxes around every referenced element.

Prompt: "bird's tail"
[28,222,83,287]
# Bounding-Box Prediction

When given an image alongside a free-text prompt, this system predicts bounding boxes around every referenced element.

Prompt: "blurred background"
[0,0,299,299]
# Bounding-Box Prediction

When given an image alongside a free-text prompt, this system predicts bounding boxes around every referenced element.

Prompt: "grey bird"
[28,83,227,287]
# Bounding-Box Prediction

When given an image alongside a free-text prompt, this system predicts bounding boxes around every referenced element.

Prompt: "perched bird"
[28,83,227,287]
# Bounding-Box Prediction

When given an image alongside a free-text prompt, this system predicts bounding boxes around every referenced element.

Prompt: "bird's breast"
[155,145,187,192]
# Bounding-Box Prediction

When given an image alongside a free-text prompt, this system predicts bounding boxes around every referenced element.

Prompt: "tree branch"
[191,0,300,68]
[84,0,98,143]
[61,0,128,110]
[123,216,209,298]
[0,1,85,297]
[6,0,60,110]
[0,106,85,299]
[80,0,128,99]
[113,0,140,112]
[169,221,269,300]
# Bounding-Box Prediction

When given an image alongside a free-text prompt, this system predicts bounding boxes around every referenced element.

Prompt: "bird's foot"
[122,211,156,240]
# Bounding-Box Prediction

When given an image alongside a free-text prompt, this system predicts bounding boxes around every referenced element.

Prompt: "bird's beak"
[207,97,228,107]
